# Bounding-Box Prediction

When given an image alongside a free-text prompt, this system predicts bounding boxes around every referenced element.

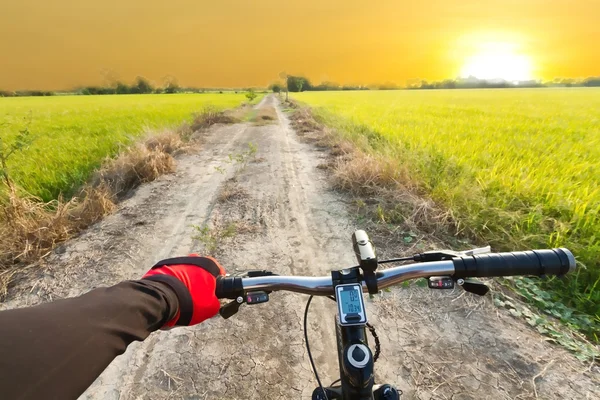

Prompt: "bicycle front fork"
[312,384,401,400]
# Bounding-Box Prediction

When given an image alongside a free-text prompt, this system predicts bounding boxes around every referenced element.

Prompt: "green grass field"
[294,88,600,327]
[0,94,247,201]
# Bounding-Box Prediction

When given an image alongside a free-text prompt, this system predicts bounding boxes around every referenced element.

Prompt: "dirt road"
[3,95,598,399]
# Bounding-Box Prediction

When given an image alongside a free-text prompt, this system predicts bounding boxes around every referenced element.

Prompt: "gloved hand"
[142,254,225,328]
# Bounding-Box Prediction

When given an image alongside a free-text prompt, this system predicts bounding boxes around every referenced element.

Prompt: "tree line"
[269,76,369,93]
[267,75,600,93]
[2,75,600,98]
[79,76,180,95]
[0,76,181,97]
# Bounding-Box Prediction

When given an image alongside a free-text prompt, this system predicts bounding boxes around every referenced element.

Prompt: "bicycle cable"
[377,256,414,264]
[304,295,329,400]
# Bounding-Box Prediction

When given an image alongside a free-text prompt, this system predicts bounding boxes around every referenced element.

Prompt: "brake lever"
[220,297,243,319]
[457,278,490,296]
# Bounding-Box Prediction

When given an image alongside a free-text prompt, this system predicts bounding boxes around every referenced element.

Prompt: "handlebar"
[216,248,575,299]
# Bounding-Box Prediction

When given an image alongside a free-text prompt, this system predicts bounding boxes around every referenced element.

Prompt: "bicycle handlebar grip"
[452,248,576,278]
[215,276,244,299]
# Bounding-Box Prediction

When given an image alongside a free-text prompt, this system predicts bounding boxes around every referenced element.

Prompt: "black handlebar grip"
[215,276,244,299]
[452,248,576,279]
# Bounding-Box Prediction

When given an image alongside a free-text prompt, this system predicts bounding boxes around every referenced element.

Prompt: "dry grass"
[191,107,239,131]
[91,138,176,200]
[0,128,194,296]
[289,105,454,237]
[0,186,77,265]
[289,107,321,133]
[250,106,278,125]
[217,179,248,203]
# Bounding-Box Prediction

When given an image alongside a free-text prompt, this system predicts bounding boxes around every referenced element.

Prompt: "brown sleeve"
[0,280,179,400]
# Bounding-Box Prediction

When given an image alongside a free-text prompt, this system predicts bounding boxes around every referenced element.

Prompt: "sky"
[1,0,599,90]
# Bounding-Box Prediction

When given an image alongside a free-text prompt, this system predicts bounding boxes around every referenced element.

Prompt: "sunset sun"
[461,42,534,82]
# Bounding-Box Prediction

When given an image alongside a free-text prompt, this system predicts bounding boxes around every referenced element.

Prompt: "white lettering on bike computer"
[335,284,367,326]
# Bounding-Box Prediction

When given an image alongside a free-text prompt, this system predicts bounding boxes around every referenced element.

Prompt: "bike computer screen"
[335,284,367,326]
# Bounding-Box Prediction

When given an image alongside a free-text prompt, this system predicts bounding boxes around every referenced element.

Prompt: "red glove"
[142,254,225,328]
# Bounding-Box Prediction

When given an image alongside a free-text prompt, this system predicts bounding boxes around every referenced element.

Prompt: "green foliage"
[83,77,157,96]
[247,142,258,158]
[115,82,130,94]
[163,76,180,94]
[226,142,258,172]
[269,83,283,93]
[133,76,153,94]
[287,75,312,92]
[295,88,600,340]
[81,86,116,95]
[1,90,55,97]
[245,89,257,103]
[0,94,247,201]
[192,223,238,255]
[494,284,599,361]
[0,117,34,187]
[509,277,600,343]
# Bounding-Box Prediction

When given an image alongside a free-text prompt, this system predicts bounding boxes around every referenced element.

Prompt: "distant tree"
[440,79,456,89]
[163,75,180,94]
[583,77,600,87]
[16,90,55,96]
[134,77,154,94]
[80,86,115,95]
[116,82,131,94]
[286,75,311,92]
[164,83,179,94]
[245,89,257,102]
[269,83,283,93]
[419,80,435,89]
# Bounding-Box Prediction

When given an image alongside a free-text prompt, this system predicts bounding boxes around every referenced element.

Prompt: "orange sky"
[1,0,598,90]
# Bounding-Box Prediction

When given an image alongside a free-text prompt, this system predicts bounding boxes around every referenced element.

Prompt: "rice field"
[294,88,600,320]
[0,93,247,201]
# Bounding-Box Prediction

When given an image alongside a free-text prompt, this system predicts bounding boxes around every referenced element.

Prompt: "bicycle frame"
[335,320,374,399]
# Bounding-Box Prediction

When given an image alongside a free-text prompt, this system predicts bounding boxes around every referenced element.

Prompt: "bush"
[134,77,154,94]
[116,82,131,94]
[80,87,116,95]
[245,89,257,102]
[13,90,55,97]
[269,83,283,93]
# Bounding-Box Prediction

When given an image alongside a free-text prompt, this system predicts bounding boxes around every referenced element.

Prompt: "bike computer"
[335,284,367,326]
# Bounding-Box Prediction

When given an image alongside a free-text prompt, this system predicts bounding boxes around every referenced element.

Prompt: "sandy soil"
[2,95,598,399]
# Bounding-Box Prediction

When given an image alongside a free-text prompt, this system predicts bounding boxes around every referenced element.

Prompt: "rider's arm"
[0,255,224,400]
[0,280,178,400]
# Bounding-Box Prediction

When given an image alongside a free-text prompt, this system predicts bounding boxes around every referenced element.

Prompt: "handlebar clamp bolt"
[236,296,244,304]
[457,278,465,286]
